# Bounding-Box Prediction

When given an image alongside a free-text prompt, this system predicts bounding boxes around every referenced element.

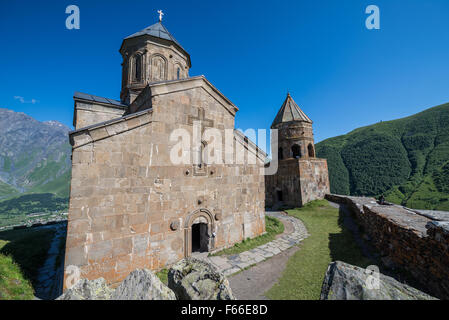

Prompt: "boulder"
[320,261,437,300]
[168,258,235,300]
[56,278,113,300]
[112,269,176,300]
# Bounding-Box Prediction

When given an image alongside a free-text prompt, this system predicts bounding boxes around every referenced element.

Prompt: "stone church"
[64,21,267,287]
[64,20,328,288]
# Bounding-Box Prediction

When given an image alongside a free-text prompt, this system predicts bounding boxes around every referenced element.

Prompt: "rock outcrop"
[57,261,235,300]
[168,258,235,300]
[57,269,175,300]
[56,278,113,300]
[320,261,437,300]
[112,269,176,300]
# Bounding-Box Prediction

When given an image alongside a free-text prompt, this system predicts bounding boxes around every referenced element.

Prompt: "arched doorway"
[308,144,315,158]
[192,223,208,253]
[184,209,215,257]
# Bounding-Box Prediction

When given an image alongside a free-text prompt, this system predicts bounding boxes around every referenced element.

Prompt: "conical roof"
[125,22,182,47]
[271,93,312,127]
[122,22,190,66]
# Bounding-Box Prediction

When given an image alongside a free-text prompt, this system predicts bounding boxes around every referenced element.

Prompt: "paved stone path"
[227,221,300,300]
[201,211,309,277]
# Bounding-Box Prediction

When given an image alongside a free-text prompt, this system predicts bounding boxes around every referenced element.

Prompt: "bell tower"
[271,93,315,161]
[265,93,329,209]
[119,15,191,104]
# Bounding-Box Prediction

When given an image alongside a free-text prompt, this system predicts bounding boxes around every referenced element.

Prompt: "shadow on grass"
[328,205,376,269]
[0,227,55,285]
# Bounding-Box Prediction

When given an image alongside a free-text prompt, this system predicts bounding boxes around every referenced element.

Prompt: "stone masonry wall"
[74,101,126,130]
[299,159,330,205]
[326,194,449,299]
[265,158,330,208]
[64,84,265,288]
[265,160,301,208]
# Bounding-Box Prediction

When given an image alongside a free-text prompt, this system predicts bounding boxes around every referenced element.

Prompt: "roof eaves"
[69,108,152,137]
[74,92,128,109]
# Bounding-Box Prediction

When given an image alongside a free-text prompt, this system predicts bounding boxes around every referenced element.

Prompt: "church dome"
[121,22,191,67]
[119,18,191,104]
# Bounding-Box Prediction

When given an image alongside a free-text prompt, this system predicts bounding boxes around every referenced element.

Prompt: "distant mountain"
[0,108,72,201]
[316,102,449,211]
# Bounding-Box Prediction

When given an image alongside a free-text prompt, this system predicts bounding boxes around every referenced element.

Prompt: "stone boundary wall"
[326,194,449,300]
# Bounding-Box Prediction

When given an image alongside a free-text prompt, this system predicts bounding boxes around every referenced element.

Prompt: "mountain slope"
[0,108,72,201]
[316,102,449,210]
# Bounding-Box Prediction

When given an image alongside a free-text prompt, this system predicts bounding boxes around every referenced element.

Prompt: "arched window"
[278,147,284,160]
[177,67,181,80]
[151,55,167,81]
[291,144,301,159]
[198,141,207,168]
[133,54,142,82]
[308,144,315,158]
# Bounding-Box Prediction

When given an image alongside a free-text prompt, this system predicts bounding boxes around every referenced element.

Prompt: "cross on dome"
[158,10,164,22]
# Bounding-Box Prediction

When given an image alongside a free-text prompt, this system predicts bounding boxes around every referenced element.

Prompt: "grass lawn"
[211,216,284,256]
[156,268,169,285]
[0,228,55,300]
[0,253,34,299]
[266,200,372,300]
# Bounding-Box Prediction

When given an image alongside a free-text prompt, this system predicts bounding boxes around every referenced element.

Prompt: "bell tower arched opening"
[308,144,315,158]
[292,144,301,159]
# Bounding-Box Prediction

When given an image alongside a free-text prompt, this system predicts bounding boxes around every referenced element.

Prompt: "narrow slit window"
[133,54,142,82]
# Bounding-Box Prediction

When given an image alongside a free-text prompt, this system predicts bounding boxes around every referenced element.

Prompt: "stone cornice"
[69,109,153,149]
[234,129,267,161]
[145,76,239,117]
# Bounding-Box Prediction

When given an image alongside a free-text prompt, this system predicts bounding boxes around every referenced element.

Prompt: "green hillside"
[0,109,72,201]
[316,102,449,211]
[0,181,19,200]
[0,109,72,226]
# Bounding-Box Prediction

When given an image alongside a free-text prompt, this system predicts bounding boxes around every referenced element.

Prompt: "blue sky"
[1,0,449,143]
